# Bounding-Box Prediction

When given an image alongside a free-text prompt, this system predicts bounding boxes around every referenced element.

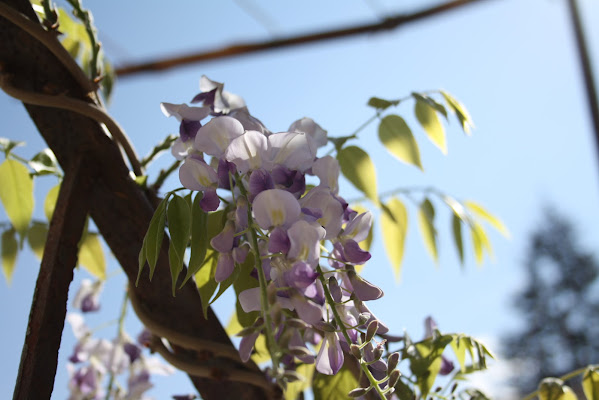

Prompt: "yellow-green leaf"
[381,197,408,280]
[337,146,378,204]
[470,221,493,265]
[450,335,467,372]
[285,363,315,400]
[78,233,106,280]
[452,213,464,264]
[418,198,438,263]
[415,99,447,154]
[583,367,599,400]
[0,159,34,234]
[195,251,218,319]
[27,223,48,260]
[464,200,510,238]
[313,366,359,400]
[167,195,191,295]
[44,183,60,221]
[441,90,474,135]
[378,115,423,170]
[1,229,18,284]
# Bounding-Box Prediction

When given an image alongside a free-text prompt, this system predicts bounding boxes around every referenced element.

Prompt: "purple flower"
[253,189,301,229]
[239,331,260,362]
[288,117,328,148]
[72,279,102,313]
[195,116,244,157]
[315,332,344,375]
[225,130,268,173]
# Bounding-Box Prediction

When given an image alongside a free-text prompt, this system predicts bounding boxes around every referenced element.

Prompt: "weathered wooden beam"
[13,157,92,400]
[0,1,271,398]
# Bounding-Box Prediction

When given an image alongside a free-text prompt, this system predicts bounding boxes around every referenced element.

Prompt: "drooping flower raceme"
[162,77,388,381]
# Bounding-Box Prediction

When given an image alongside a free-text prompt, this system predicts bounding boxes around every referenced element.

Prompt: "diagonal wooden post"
[13,156,94,400]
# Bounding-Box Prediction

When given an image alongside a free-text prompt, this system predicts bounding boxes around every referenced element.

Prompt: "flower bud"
[373,345,384,360]
[350,344,362,360]
[267,282,278,305]
[348,387,372,398]
[387,352,400,373]
[366,320,379,342]
[236,326,257,337]
[283,370,304,383]
[328,276,342,302]
[286,318,310,329]
[271,303,283,326]
[289,346,313,358]
[388,369,401,388]
[358,312,371,326]
[314,321,337,332]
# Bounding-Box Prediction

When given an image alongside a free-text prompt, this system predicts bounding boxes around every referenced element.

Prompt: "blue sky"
[1,0,598,398]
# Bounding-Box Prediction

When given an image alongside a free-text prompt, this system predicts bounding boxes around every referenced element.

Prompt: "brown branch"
[566,0,599,174]
[0,1,271,399]
[115,0,493,77]
[13,156,93,400]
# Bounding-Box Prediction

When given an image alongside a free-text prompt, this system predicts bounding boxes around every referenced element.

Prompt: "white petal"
[253,189,301,229]
[195,116,244,157]
[224,130,268,173]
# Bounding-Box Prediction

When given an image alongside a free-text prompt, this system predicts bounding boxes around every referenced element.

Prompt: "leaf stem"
[105,289,129,400]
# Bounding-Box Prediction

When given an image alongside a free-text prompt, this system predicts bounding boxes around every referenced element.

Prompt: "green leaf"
[583,367,599,400]
[137,196,169,284]
[470,221,493,265]
[381,197,408,280]
[29,149,59,176]
[452,212,465,264]
[233,253,260,327]
[451,335,467,372]
[27,222,48,260]
[195,252,218,319]
[418,198,438,263]
[412,93,448,119]
[285,363,315,400]
[367,97,398,110]
[337,146,379,204]
[167,195,191,296]
[415,98,447,154]
[394,378,415,400]
[78,233,106,280]
[0,138,25,155]
[441,90,474,135]
[180,193,208,287]
[539,378,567,400]
[44,183,61,221]
[464,200,510,238]
[0,159,34,234]
[378,115,423,170]
[313,366,359,400]
[1,229,18,284]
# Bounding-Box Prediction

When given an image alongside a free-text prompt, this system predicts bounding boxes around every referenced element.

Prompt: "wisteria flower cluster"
[161,76,398,395]
[66,280,176,400]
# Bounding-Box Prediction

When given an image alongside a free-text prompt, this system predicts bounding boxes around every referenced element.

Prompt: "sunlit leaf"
[381,197,408,280]
[167,195,191,295]
[539,378,567,400]
[78,233,106,280]
[44,183,60,221]
[470,221,493,265]
[451,335,467,372]
[251,334,270,364]
[27,222,48,260]
[417,198,438,263]
[452,213,464,264]
[583,367,599,400]
[29,149,60,176]
[233,253,260,328]
[0,138,25,154]
[378,115,423,170]
[464,200,510,238]
[337,146,378,204]
[180,193,207,287]
[285,363,315,400]
[441,90,474,135]
[412,92,448,119]
[415,98,447,154]
[195,252,218,319]
[0,159,34,234]
[1,229,18,284]
[313,366,359,400]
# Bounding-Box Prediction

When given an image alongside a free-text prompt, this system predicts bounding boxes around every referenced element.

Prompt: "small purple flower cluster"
[66,280,175,400]
[163,77,388,377]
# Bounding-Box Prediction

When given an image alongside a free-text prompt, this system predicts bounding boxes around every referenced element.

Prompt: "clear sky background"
[1,0,599,398]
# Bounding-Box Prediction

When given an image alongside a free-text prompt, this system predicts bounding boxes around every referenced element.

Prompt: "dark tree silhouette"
[503,210,599,396]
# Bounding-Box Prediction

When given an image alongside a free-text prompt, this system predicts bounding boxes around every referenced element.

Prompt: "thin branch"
[0,73,143,176]
[566,0,599,176]
[115,0,493,77]
[0,2,93,92]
